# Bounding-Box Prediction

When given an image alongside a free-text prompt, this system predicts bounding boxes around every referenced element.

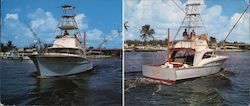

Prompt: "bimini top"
[50,36,81,49]
[173,40,209,51]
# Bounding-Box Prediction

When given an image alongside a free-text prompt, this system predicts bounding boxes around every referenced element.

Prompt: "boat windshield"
[47,48,83,55]
[171,50,195,65]
[202,52,213,59]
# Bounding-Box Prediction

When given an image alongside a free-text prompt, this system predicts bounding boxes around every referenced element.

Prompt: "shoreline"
[124,50,250,52]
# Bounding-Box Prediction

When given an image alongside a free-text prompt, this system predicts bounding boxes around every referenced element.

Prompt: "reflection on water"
[125,52,250,106]
[1,57,121,105]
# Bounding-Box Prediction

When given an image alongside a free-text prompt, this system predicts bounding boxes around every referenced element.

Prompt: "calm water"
[125,52,250,106]
[0,57,122,105]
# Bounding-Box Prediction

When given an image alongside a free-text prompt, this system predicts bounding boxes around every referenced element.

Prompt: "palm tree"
[140,25,155,44]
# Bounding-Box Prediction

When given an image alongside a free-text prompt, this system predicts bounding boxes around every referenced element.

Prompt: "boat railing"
[44,52,81,57]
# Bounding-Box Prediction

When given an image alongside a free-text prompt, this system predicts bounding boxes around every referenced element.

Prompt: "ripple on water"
[125,74,229,105]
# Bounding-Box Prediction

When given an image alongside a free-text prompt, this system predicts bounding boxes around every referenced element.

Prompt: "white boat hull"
[142,59,227,81]
[29,55,93,77]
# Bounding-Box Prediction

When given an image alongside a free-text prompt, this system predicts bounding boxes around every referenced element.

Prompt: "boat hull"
[142,59,227,81]
[29,55,93,77]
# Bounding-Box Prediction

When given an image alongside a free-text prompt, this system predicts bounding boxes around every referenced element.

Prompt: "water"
[0,57,122,105]
[125,52,250,106]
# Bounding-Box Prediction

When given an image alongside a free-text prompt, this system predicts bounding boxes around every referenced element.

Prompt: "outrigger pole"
[84,32,86,50]
[222,3,249,49]
[223,4,249,42]
[167,28,171,64]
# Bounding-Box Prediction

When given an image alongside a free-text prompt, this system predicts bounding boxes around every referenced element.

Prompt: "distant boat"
[142,1,228,84]
[29,5,93,77]
[219,46,244,52]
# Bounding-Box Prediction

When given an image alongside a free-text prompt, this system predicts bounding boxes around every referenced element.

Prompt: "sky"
[124,0,250,44]
[1,0,122,48]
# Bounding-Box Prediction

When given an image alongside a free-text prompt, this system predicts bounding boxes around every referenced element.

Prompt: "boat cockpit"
[169,48,195,68]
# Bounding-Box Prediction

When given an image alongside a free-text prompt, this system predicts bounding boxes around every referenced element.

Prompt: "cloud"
[228,12,250,42]
[111,29,121,37]
[3,8,121,48]
[86,28,102,40]
[124,0,185,40]
[5,13,19,20]
[3,13,33,46]
[201,5,229,39]
[85,28,102,47]
[108,30,122,48]
[85,28,122,48]
[27,8,89,44]
[125,0,250,43]
[29,8,58,31]
[3,9,60,47]
[75,13,88,30]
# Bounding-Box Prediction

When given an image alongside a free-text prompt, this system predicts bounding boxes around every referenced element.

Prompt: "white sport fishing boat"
[142,1,228,84]
[29,5,93,77]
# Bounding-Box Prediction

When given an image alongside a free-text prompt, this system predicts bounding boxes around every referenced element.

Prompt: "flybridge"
[173,40,209,51]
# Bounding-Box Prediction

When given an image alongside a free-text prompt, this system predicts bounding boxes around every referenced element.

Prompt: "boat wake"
[125,69,233,92]
[125,77,172,92]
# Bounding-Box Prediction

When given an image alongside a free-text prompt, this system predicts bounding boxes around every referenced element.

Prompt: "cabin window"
[48,48,82,55]
[171,51,185,58]
[202,52,212,59]
[185,51,195,65]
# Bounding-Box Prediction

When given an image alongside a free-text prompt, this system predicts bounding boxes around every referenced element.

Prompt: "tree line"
[0,41,53,52]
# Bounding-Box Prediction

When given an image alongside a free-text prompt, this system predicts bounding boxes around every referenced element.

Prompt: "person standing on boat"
[64,30,69,36]
[183,29,188,40]
[190,29,196,40]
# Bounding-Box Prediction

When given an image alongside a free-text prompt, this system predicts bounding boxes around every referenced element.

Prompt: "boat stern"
[142,64,176,81]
